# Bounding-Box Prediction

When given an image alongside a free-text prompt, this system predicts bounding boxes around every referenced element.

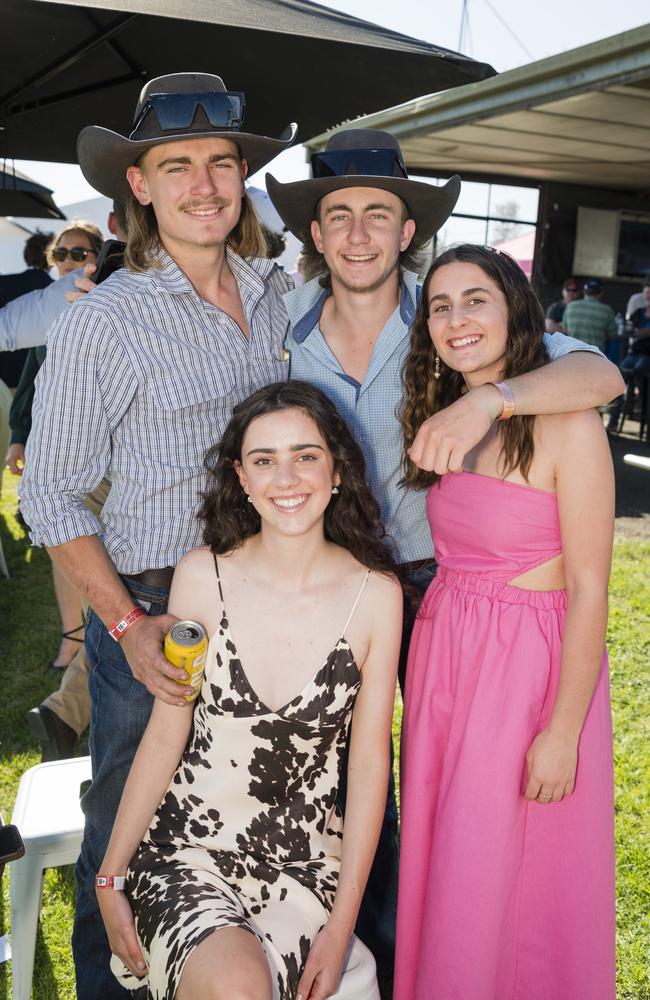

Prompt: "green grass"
[0,472,648,998]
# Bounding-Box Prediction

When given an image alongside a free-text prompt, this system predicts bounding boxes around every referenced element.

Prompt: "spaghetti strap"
[342,569,371,636]
[212,553,225,608]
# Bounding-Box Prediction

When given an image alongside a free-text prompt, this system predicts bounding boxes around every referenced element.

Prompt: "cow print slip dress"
[111,557,371,1000]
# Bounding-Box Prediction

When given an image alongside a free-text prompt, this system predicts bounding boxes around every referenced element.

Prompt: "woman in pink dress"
[394,244,616,1000]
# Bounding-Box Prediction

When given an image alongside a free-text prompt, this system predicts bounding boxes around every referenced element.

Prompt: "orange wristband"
[490,381,515,420]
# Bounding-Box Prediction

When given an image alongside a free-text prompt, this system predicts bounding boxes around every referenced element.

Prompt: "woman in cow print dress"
[97,383,402,1000]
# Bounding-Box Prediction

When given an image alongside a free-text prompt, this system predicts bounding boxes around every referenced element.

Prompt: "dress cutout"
[395,472,615,1000]
[113,561,370,999]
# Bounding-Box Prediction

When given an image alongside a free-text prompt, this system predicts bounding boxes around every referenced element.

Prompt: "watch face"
[0,824,25,864]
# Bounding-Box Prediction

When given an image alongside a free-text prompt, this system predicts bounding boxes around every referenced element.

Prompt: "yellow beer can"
[164,620,208,702]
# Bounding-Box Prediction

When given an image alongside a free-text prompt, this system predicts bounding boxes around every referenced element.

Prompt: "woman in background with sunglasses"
[7,219,103,672]
[47,220,103,276]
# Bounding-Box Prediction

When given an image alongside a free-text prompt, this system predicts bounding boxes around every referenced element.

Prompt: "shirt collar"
[149,246,275,298]
[286,270,419,344]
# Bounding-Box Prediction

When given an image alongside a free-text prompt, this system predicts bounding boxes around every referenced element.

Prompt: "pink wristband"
[108,607,146,641]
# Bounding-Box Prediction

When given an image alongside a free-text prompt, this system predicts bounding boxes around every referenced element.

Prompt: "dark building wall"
[534,181,650,314]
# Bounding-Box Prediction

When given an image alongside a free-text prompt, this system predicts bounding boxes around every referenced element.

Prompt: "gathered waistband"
[431,565,568,610]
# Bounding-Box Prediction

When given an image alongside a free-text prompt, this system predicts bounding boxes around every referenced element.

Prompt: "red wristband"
[96,874,126,890]
[108,607,146,641]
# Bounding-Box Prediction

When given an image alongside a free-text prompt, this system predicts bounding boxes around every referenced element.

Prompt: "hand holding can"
[164,621,208,702]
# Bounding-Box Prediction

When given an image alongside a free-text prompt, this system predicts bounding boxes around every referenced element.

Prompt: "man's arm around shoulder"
[0,271,78,351]
[409,333,623,475]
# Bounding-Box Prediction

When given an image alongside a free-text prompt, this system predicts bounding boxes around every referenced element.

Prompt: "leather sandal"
[46,624,85,672]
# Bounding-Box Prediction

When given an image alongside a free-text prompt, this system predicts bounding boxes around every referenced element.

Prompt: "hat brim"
[77,123,297,201]
[265,172,461,244]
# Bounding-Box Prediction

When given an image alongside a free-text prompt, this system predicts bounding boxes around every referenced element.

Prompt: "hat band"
[130,91,246,140]
[311,148,408,180]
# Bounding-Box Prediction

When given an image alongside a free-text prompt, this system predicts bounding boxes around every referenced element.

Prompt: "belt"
[124,567,175,590]
[401,558,436,573]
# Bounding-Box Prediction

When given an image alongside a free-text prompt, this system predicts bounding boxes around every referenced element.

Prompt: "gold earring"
[433,353,441,380]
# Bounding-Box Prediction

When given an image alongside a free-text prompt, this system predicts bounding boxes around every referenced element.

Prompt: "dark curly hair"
[400,244,549,488]
[198,381,397,576]
[24,230,53,270]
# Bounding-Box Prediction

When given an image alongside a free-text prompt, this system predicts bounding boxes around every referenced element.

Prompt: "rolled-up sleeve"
[19,303,137,547]
[543,331,604,358]
[0,272,77,351]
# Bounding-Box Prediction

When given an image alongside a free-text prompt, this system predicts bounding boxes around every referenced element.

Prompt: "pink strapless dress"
[394,471,615,1000]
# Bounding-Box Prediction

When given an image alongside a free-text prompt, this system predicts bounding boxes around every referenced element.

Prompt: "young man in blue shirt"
[267,127,623,993]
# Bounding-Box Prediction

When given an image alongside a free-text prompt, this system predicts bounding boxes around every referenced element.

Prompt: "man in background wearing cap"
[267,127,623,995]
[544,276,580,333]
[563,278,617,351]
[21,72,295,999]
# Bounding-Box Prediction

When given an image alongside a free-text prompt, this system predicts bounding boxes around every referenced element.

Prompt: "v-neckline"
[209,617,359,717]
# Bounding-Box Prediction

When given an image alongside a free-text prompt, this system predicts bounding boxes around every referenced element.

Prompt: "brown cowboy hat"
[77,72,297,200]
[266,128,460,243]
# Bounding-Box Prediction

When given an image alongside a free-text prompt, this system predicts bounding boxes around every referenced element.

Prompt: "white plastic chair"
[331,934,380,998]
[9,756,380,1000]
[9,756,90,1000]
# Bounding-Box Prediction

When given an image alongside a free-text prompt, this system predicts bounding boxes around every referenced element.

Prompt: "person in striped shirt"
[21,71,296,1000]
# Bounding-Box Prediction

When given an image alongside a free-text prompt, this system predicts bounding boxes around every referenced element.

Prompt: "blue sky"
[13,0,650,207]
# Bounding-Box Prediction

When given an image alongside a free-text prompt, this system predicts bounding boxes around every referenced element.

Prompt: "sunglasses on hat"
[130,91,246,138]
[311,148,408,180]
[52,246,97,263]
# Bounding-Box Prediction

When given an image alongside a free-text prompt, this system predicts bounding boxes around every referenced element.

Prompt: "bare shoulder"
[170,547,221,632]
[360,571,403,634]
[366,569,402,605]
[174,545,214,577]
[536,409,608,455]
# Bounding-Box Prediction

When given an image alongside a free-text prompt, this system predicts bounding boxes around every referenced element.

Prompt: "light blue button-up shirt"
[285,273,602,564]
[0,271,77,351]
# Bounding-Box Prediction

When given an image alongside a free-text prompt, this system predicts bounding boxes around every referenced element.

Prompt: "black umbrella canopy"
[0,164,66,218]
[0,0,495,163]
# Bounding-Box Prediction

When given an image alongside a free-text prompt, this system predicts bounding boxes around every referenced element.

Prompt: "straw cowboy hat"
[266,128,460,242]
[78,72,297,200]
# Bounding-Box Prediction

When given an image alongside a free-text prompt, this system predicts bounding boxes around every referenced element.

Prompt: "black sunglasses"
[52,246,96,263]
[130,91,246,137]
[311,148,408,180]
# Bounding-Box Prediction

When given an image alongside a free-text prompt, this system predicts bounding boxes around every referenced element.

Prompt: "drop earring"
[247,495,253,503]
[433,353,441,380]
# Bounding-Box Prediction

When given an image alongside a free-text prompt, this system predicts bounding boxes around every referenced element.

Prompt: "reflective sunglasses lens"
[311,149,407,180]
[148,91,246,131]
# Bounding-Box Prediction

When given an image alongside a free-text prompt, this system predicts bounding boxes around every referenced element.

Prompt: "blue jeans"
[72,578,168,1000]
[340,560,436,983]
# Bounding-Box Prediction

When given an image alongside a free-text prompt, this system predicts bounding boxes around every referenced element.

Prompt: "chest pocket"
[147,371,236,462]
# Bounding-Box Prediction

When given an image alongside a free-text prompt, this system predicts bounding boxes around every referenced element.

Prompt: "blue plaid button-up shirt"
[21,249,290,574]
[285,273,603,564]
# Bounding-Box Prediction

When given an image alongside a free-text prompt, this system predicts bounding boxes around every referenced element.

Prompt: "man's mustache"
[179,197,232,211]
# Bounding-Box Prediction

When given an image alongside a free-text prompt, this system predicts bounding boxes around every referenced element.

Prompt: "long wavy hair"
[198,381,397,577]
[124,145,266,272]
[401,244,549,488]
